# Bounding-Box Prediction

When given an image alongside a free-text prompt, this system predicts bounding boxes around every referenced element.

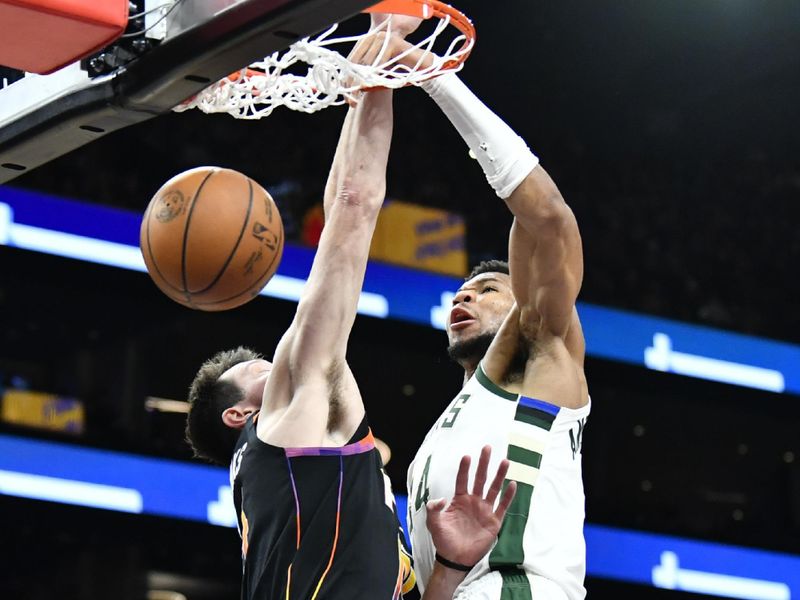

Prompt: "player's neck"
[463,362,525,389]
[462,362,478,384]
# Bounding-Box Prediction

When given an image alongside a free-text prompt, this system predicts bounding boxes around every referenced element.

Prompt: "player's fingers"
[344,35,377,90]
[485,457,510,504]
[364,33,392,66]
[424,498,446,533]
[471,445,491,496]
[426,498,447,513]
[346,36,370,64]
[350,28,389,63]
[494,480,517,521]
[454,454,470,496]
[349,31,380,65]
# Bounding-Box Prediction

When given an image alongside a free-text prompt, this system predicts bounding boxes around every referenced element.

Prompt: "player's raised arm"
[284,16,426,372]
[256,87,393,438]
[505,170,582,339]
[288,86,393,368]
[257,17,425,445]
[421,74,583,340]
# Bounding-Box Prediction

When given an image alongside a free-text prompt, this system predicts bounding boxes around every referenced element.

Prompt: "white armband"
[421,73,539,199]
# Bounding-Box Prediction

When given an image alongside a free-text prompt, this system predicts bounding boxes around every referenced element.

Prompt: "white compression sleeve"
[421,73,539,199]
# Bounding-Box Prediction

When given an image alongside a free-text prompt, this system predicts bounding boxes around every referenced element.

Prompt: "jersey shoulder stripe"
[489,386,563,572]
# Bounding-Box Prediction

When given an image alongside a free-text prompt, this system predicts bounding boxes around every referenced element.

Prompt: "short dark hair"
[466,259,509,281]
[185,346,261,466]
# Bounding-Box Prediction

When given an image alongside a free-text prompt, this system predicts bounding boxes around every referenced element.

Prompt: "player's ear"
[222,404,255,429]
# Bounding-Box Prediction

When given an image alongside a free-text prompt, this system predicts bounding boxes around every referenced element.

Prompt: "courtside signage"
[587,525,798,600]
[0,433,236,526]
[1,433,798,600]
[1,187,798,395]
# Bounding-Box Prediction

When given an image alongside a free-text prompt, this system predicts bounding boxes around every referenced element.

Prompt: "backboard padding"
[0,0,378,183]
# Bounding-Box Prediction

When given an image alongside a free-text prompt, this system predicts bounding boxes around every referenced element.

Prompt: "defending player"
[382,47,590,600]
[184,15,517,600]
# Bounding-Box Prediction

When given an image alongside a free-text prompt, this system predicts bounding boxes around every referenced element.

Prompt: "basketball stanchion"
[140,167,284,311]
[174,0,475,119]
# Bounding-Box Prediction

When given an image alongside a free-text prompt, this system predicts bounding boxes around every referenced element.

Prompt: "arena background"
[1,1,799,598]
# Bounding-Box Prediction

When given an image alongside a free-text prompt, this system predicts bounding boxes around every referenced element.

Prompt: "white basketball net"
[174,14,473,119]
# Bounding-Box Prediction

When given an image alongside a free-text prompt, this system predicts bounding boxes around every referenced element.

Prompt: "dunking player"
[184,14,516,600]
[390,46,590,600]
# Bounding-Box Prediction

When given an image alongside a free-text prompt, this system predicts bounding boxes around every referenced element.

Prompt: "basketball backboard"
[0,0,378,184]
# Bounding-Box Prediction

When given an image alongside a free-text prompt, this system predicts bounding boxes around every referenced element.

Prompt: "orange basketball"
[140,167,284,311]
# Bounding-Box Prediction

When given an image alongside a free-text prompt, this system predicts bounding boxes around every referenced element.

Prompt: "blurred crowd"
[565,150,799,342]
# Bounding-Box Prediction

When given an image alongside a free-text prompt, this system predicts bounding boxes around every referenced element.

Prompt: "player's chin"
[447,330,494,364]
[445,326,471,348]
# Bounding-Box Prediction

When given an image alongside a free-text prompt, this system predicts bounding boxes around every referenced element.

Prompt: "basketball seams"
[180,169,216,294]
[143,196,187,296]
[189,209,284,309]
[188,173,254,295]
[141,167,284,311]
[141,205,196,308]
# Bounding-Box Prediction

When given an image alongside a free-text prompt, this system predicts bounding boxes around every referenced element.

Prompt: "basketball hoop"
[173,0,475,119]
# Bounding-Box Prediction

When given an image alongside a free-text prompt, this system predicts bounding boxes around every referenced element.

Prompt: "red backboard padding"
[0,0,128,74]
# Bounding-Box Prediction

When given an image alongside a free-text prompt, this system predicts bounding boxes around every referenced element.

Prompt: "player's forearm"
[421,74,576,231]
[292,208,373,350]
[421,73,538,201]
[290,90,393,365]
[325,89,393,215]
[422,73,577,237]
[421,74,583,329]
[420,563,468,600]
[308,90,393,312]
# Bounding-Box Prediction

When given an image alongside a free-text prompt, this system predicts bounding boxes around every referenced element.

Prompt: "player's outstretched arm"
[361,42,583,339]
[506,171,583,340]
[290,87,393,369]
[285,15,425,382]
[258,89,393,438]
[421,74,583,341]
[421,446,517,600]
[258,17,423,444]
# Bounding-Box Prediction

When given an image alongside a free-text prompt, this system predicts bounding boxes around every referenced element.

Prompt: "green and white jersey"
[407,364,590,600]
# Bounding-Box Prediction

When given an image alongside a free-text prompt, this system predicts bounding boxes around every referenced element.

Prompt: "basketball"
[140,166,284,311]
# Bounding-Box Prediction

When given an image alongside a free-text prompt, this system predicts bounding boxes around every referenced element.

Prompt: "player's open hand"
[343,10,436,106]
[425,446,517,570]
[349,8,426,70]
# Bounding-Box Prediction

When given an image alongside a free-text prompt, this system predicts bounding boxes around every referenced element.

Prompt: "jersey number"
[441,393,470,429]
[413,455,432,512]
